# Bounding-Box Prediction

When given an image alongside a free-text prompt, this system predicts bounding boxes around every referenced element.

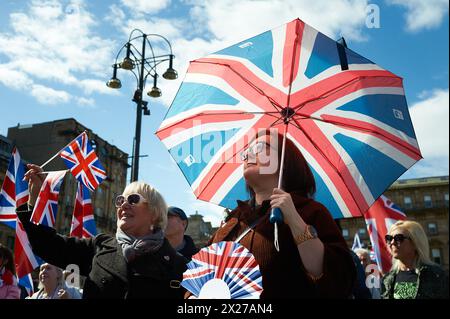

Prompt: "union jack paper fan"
[181,241,263,299]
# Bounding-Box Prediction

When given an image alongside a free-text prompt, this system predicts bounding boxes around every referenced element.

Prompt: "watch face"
[308,225,318,238]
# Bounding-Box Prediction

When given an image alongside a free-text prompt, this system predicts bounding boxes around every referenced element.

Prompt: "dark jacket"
[381,263,449,299]
[178,235,199,261]
[17,206,187,299]
[350,250,372,299]
[207,192,356,299]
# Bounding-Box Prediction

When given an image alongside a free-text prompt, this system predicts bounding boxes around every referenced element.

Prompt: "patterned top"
[393,270,418,299]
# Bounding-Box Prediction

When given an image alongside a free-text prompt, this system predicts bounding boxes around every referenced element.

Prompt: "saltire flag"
[70,182,97,238]
[31,170,66,227]
[363,195,406,274]
[0,147,29,228]
[352,232,363,251]
[0,147,39,296]
[59,132,106,192]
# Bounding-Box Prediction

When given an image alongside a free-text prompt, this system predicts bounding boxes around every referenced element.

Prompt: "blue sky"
[0,0,448,226]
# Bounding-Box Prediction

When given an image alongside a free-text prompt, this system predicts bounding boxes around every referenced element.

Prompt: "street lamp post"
[107,29,177,182]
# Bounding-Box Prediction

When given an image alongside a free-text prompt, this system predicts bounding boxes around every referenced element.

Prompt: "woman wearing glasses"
[202,130,355,298]
[381,220,449,299]
[17,164,187,299]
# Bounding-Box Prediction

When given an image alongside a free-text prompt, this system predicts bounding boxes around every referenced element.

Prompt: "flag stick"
[39,130,87,169]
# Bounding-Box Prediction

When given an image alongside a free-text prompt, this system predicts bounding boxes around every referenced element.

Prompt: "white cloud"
[0,64,33,90]
[120,17,184,40]
[30,84,71,105]
[407,88,449,177]
[76,97,95,107]
[387,0,449,32]
[120,0,171,15]
[78,79,121,96]
[0,0,116,103]
[190,0,371,44]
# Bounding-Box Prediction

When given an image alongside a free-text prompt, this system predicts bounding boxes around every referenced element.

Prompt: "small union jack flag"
[0,148,40,296]
[31,170,66,227]
[182,241,263,299]
[60,132,106,192]
[0,147,29,228]
[70,182,97,238]
[363,195,406,274]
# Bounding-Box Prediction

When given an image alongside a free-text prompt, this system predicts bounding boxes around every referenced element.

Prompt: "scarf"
[0,267,17,287]
[115,227,164,263]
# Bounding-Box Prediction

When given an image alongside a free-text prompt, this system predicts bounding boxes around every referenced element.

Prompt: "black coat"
[178,235,199,261]
[17,207,187,299]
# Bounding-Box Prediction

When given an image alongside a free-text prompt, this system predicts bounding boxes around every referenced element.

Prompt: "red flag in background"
[363,195,407,274]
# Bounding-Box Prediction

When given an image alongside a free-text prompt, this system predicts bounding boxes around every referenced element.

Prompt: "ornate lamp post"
[107,29,177,182]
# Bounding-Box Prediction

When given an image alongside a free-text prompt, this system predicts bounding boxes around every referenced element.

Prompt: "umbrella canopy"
[156,18,421,219]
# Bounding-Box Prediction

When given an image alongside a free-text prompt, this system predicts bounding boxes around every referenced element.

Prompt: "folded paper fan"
[181,241,263,299]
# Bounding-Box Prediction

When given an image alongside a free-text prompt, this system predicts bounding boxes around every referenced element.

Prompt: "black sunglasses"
[114,193,146,208]
[385,234,411,244]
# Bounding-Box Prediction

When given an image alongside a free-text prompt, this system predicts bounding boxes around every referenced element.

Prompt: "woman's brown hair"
[246,129,316,199]
[0,243,16,276]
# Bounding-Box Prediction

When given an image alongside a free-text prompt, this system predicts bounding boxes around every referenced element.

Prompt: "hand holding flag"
[59,131,106,191]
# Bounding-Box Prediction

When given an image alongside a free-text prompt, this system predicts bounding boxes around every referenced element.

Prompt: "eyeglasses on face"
[385,234,411,244]
[114,193,147,208]
[240,141,272,161]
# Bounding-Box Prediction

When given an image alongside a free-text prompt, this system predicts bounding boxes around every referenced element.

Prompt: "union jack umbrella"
[59,131,106,192]
[182,241,263,299]
[31,170,66,227]
[156,18,421,228]
[364,195,407,274]
[70,182,97,238]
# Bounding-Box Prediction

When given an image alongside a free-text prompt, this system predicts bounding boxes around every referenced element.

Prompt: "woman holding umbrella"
[206,130,356,298]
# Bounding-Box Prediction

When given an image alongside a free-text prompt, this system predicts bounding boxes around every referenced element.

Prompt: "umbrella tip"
[337,37,348,48]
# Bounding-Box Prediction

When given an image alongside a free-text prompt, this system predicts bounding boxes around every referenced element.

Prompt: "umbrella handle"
[269,207,283,224]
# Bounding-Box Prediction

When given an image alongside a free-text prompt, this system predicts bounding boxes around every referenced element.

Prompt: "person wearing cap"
[166,207,199,260]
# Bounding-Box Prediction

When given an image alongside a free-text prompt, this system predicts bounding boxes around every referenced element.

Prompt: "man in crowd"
[165,206,199,260]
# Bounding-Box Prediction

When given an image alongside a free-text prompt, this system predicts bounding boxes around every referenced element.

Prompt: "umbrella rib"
[290,118,365,213]
[158,111,280,132]
[193,60,284,113]
[286,20,302,109]
[294,114,420,156]
[292,76,361,112]
[194,114,285,200]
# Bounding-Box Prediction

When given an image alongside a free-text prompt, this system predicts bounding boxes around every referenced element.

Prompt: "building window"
[431,248,442,265]
[404,196,412,209]
[424,195,432,208]
[358,228,368,239]
[445,193,449,207]
[427,223,438,235]
[342,229,349,239]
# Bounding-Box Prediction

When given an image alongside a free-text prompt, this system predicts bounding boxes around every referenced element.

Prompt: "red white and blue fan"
[182,241,263,299]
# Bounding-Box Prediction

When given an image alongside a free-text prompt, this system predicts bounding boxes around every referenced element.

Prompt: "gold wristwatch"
[295,225,318,245]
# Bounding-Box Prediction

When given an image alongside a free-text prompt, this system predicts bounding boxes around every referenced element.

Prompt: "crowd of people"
[0,131,448,299]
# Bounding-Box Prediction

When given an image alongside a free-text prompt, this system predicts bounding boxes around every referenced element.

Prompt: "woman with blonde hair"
[28,263,81,299]
[18,164,187,299]
[381,220,449,299]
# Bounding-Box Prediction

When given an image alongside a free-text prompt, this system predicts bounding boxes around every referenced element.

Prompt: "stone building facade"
[339,176,449,272]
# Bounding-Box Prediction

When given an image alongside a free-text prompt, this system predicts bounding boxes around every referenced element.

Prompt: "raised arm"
[18,164,97,276]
